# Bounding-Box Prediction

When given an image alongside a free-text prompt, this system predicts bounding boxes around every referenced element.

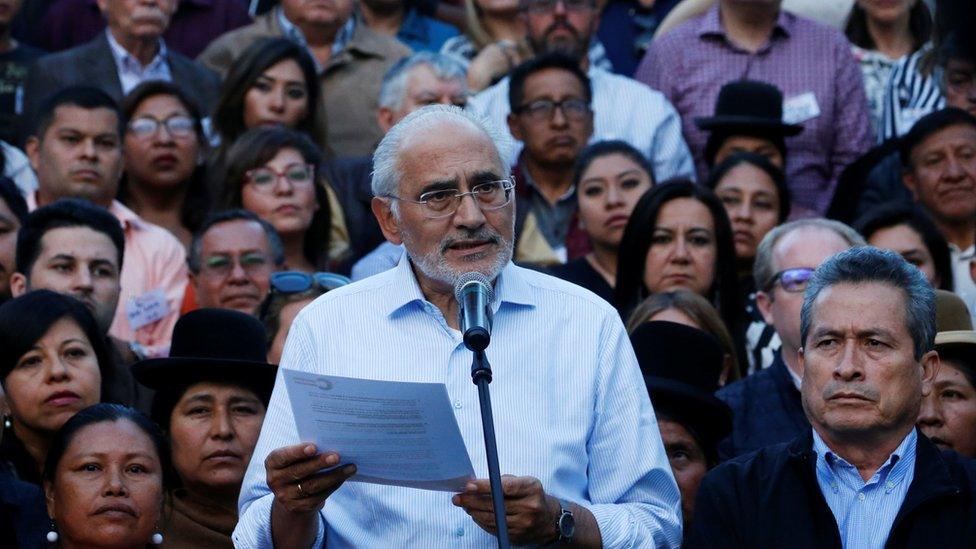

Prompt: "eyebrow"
[810,327,897,340]
[75,452,157,461]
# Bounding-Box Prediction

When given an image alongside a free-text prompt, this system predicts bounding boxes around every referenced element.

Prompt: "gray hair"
[187,209,285,273]
[799,247,936,360]
[371,105,512,207]
[753,218,866,292]
[377,52,468,112]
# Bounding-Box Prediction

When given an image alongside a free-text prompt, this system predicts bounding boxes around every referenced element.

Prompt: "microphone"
[454,272,494,352]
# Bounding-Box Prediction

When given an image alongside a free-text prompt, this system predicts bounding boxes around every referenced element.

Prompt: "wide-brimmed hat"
[934,290,976,365]
[630,321,732,456]
[694,80,804,136]
[133,309,279,420]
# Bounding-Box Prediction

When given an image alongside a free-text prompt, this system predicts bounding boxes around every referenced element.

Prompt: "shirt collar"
[277,7,356,61]
[516,155,577,204]
[29,191,140,232]
[698,4,793,42]
[383,252,536,319]
[813,428,917,479]
[105,29,168,71]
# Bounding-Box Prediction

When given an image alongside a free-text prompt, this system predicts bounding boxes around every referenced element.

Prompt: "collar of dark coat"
[326,13,405,70]
[787,428,963,526]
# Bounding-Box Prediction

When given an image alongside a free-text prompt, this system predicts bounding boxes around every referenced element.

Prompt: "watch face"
[559,510,576,538]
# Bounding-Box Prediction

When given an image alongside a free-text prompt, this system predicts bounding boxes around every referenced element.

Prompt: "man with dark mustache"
[690,247,976,548]
[467,0,694,183]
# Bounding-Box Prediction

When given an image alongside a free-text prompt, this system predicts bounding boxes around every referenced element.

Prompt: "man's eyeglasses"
[128,115,196,139]
[270,271,351,294]
[383,177,516,219]
[524,0,594,14]
[765,267,815,293]
[200,252,272,277]
[246,163,315,191]
[514,99,591,122]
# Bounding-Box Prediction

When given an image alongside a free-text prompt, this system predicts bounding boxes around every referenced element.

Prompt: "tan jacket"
[198,12,411,158]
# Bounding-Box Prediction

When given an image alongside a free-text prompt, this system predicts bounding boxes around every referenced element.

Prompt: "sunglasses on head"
[766,267,815,293]
[260,271,351,320]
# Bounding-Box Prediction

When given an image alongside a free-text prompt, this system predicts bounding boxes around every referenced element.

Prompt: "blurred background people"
[42,403,170,549]
[0,291,114,485]
[614,179,745,367]
[187,210,284,316]
[549,140,654,302]
[259,271,350,364]
[918,289,976,458]
[212,127,333,272]
[440,0,530,91]
[854,201,953,290]
[133,309,278,548]
[0,0,42,144]
[630,321,731,541]
[359,0,460,53]
[119,81,210,249]
[0,177,27,303]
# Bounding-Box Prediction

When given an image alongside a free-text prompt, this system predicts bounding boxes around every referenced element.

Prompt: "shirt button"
[886,481,895,489]
[455,527,465,537]
[454,401,462,409]
[858,492,865,501]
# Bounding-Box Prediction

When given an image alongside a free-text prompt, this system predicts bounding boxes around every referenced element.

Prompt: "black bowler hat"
[694,80,804,136]
[133,309,279,427]
[630,321,732,459]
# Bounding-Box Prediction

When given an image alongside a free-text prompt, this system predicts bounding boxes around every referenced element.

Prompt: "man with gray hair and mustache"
[690,247,976,548]
[235,105,682,547]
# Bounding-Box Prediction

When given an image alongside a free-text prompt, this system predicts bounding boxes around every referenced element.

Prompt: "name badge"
[125,289,170,331]
[783,92,821,125]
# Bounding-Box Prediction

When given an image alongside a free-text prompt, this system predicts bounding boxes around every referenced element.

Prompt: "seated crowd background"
[0,0,976,547]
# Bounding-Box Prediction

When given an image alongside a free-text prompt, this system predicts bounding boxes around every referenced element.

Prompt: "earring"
[46,522,58,543]
[152,532,163,545]
[3,415,11,429]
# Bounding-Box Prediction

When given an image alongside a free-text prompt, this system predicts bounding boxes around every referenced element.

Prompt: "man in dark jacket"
[691,247,976,548]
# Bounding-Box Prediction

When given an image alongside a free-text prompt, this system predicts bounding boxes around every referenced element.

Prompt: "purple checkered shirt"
[635,6,872,217]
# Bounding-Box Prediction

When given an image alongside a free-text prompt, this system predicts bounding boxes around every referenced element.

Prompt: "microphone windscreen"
[453,271,494,303]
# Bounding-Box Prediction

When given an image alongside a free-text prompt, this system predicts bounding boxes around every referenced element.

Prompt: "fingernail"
[325,454,339,466]
[466,483,476,492]
[304,445,316,456]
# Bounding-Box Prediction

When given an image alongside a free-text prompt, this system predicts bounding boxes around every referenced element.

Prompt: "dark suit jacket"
[20,33,220,140]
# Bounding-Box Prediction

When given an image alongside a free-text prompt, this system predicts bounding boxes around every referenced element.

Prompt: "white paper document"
[282,369,476,492]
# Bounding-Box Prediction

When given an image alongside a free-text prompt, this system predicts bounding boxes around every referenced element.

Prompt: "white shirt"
[466,67,696,182]
[235,256,682,547]
[950,243,976,324]
[105,30,172,95]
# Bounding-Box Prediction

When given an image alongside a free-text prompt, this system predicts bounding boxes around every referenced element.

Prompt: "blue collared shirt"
[277,7,356,73]
[234,255,682,547]
[105,29,172,95]
[396,7,459,53]
[812,428,917,549]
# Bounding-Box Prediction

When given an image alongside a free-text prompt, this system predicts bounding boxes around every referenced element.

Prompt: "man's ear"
[755,290,775,325]
[25,136,41,173]
[507,112,524,141]
[9,273,28,297]
[377,107,395,134]
[902,170,919,201]
[920,350,941,398]
[371,197,402,245]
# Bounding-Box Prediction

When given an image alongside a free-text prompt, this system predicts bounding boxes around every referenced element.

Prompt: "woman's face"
[243,59,310,129]
[268,298,315,365]
[868,223,939,286]
[857,0,914,25]
[169,382,266,496]
[123,93,200,189]
[45,419,163,548]
[241,147,318,238]
[713,163,781,263]
[577,153,653,250]
[642,197,717,297]
[4,318,101,435]
[918,359,976,458]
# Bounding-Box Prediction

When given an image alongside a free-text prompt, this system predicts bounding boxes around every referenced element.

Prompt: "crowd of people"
[0,0,975,547]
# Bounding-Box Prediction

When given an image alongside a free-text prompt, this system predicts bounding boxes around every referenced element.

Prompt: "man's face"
[943,58,976,117]
[800,282,937,444]
[659,419,709,528]
[280,0,354,28]
[756,228,851,361]
[0,197,21,301]
[26,106,123,208]
[191,220,276,316]
[0,0,24,27]
[508,68,593,168]
[904,123,976,227]
[522,0,598,59]
[378,65,468,133]
[918,358,976,458]
[372,123,515,290]
[96,0,176,41]
[713,135,784,168]
[11,227,121,333]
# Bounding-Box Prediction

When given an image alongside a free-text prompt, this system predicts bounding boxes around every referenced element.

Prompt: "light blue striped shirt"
[234,256,682,548]
[812,428,917,549]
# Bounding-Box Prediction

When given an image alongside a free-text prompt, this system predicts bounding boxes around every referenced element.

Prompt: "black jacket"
[688,429,976,548]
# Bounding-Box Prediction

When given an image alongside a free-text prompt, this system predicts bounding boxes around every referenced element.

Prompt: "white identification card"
[783,92,821,125]
[125,288,170,331]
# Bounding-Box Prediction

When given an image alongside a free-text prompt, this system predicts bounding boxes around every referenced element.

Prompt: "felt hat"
[132,309,279,426]
[694,80,804,136]
[630,321,732,457]
[934,290,976,365]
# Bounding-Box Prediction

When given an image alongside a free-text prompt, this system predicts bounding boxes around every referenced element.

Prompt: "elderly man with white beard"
[233,105,681,548]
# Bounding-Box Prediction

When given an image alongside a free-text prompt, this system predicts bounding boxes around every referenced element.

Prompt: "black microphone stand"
[468,340,510,549]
